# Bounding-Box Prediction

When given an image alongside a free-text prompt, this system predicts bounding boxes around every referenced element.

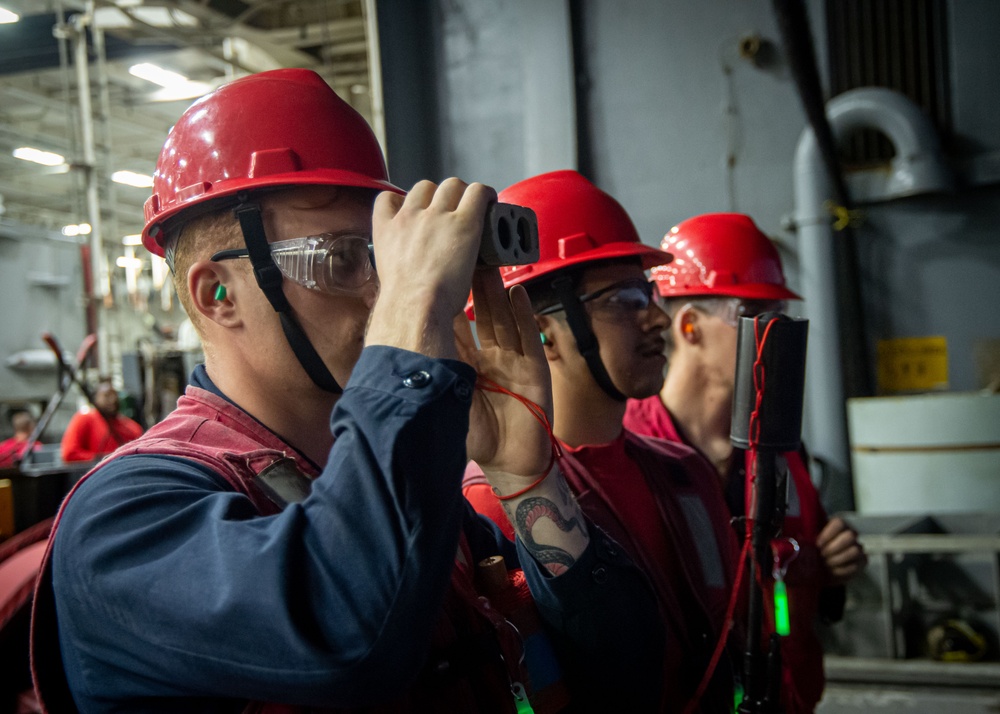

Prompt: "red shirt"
[464,430,740,713]
[0,437,37,467]
[562,434,675,587]
[60,410,144,463]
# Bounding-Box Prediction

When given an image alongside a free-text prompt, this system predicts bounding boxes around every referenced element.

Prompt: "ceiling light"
[112,170,154,188]
[62,223,92,237]
[122,234,143,246]
[148,81,212,103]
[96,5,196,30]
[129,63,190,89]
[13,147,66,166]
[116,256,144,270]
[0,7,19,24]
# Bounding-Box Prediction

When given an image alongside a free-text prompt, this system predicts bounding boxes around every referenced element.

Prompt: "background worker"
[32,70,662,713]
[59,379,143,463]
[465,170,740,712]
[0,409,38,467]
[624,212,867,714]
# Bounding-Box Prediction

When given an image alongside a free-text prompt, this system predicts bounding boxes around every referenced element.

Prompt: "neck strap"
[234,195,343,394]
[551,275,627,402]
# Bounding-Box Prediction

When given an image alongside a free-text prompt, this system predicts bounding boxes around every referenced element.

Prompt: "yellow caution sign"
[877,336,949,393]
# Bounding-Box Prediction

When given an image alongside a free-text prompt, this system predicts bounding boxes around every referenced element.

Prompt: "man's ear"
[188,260,241,328]
[535,314,561,363]
[677,306,700,345]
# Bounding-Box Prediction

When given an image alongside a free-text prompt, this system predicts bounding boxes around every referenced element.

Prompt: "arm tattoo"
[513,495,584,574]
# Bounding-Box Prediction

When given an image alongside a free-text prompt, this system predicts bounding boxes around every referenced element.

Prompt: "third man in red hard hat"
[624,212,868,714]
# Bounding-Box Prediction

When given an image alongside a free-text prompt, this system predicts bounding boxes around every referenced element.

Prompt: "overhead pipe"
[794,87,953,511]
[69,10,109,373]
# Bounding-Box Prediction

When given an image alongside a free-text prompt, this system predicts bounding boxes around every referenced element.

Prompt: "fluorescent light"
[62,223,92,237]
[0,7,19,24]
[116,256,144,270]
[148,81,212,103]
[112,170,154,188]
[151,254,169,290]
[14,147,66,166]
[96,5,196,30]
[122,234,143,246]
[129,63,190,88]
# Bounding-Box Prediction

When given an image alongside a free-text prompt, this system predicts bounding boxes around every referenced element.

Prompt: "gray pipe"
[794,87,951,512]
[73,11,108,373]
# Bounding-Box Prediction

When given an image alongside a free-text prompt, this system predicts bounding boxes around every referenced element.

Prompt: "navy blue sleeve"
[52,347,475,710]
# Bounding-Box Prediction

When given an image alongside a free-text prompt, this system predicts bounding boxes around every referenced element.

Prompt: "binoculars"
[479,203,539,266]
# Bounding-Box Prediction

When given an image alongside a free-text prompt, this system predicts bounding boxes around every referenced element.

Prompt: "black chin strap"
[234,194,343,394]
[551,276,627,402]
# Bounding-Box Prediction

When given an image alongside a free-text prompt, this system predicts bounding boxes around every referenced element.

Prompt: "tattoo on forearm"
[514,496,584,574]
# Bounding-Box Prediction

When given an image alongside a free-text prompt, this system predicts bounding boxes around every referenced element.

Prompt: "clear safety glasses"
[211,233,376,295]
[688,297,788,327]
[540,278,663,317]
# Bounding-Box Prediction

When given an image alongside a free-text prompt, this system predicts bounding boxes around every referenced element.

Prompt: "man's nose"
[645,301,671,331]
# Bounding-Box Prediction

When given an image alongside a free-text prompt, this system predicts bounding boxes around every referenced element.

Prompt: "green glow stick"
[774,579,791,636]
[512,683,535,714]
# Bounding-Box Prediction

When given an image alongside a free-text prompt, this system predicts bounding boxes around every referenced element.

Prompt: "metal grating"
[826,0,951,167]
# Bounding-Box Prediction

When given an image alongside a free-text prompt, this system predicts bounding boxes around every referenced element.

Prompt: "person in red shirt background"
[60,380,143,463]
[0,409,39,467]
[623,212,867,714]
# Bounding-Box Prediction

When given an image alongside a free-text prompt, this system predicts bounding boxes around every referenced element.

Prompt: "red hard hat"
[141,68,401,256]
[651,213,801,301]
[497,170,672,288]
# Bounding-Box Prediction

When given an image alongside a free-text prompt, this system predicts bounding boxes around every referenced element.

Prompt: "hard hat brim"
[142,170,403,257]
[651,278,802,302]
[501,241,673,288]
[465,241,673,319]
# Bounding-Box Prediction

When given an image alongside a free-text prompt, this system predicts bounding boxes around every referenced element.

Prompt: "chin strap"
[234,194,343,394]
[551,276,627,402]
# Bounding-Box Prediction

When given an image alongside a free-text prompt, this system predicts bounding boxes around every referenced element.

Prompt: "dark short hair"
[7,407,31,425]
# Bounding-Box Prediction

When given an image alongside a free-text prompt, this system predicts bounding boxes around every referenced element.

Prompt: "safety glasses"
[540,278,662,316]
[211,233,376,295]
[689,297,787,327]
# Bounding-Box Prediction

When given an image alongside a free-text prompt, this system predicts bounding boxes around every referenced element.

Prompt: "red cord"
[682,315,779,714]
[682,537,752,714]
[494,470,551,501]
[746,315,778,539]
[475,375,563,500]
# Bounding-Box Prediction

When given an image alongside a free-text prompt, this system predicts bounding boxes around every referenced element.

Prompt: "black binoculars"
[478,203,539,266]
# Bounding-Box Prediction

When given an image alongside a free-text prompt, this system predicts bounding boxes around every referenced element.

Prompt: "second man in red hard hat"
[465,170,741,713]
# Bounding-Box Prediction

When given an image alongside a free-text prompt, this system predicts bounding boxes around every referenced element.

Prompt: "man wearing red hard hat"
[624,213,868,714]
[465,170,741,713]
[31,70,662,713]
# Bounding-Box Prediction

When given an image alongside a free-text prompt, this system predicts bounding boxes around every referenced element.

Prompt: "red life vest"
[31,386,543,714]
[624,395,831,714]
[464,431,740,713]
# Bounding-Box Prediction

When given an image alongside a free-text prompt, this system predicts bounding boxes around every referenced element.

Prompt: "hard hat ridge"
[651,213,801,301]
